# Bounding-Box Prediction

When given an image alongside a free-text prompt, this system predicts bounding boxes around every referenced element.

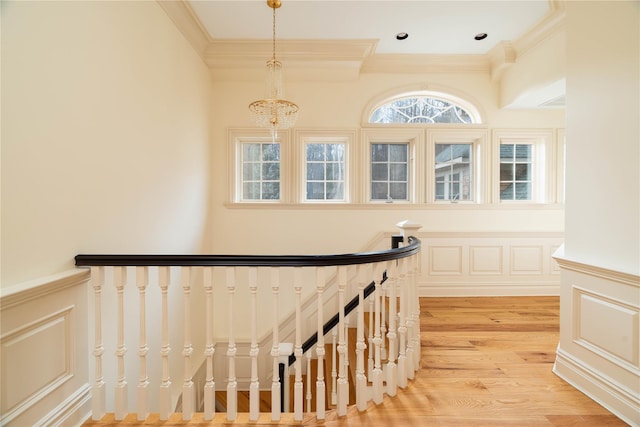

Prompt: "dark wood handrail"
[75,236,420,267]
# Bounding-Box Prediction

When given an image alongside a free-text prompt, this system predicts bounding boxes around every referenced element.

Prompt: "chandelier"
[248,0,299,138]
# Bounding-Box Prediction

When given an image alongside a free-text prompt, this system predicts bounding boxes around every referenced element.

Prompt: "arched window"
[369,92,481,124]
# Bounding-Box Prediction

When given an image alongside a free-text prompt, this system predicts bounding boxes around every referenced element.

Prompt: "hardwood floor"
[83,296,628,426]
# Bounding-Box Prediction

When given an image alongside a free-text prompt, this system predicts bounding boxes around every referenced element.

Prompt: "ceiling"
[187,0,551,56]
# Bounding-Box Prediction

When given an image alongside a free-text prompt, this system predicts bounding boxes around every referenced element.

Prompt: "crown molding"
[512,0,566,57]
[157,0,211,58]
[362,54,490,75]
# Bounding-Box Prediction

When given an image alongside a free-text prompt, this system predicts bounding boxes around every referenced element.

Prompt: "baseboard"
[35,383,92,427]
[554,347,640,426]
[419,282,560,297]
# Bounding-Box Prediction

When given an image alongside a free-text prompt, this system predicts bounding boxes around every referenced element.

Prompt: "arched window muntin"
[367,90,483,125]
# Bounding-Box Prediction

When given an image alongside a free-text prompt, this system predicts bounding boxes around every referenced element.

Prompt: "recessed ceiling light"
[474,33,488,41]
[396,32,409,41]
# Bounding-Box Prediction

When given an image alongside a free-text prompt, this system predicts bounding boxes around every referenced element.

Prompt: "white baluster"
[226,267,237,421]
[386,261,398,397]
[181,267,194,420]
[355,264,368,412]
[203,267,215,420]
[158,266,172,420]
[380,277,387,361]
[315,267,326,420]
[367,275,374,379]
[248,267,260,421]
[305,351,312,414]
[331,328,337,406]
[271,268,281,421]
[336,265,348,416]
[136,267,149,421]
[91,266,105,420]
[114,266,128,420]
[293,267,304,421]
[372,262,385,404]
[397,258,408,389]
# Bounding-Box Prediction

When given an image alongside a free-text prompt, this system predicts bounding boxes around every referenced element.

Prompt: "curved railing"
[76,235,421,423]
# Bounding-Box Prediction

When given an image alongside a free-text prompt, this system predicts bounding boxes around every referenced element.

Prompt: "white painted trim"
[35,383,92,427]
[554,348,640,426]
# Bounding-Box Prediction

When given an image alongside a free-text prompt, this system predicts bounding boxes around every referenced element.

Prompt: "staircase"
[75,230,422,424]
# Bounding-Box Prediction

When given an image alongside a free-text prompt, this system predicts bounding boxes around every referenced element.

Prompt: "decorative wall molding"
[0,270,91,427]
[553,249,640,426]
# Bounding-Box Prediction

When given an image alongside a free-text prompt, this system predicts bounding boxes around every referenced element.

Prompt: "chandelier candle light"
[249,0,299,140]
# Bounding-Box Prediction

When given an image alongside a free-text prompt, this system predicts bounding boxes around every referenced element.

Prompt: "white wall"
[554,2,640,425]
[1,0,212,420]
[1,0,212,288]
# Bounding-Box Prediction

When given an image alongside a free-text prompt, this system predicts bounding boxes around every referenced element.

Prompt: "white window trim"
[426,128,489,204]
[228,128,291,204]
[491,129,556,204]
[294,129,356,203]
[361,128,423,204]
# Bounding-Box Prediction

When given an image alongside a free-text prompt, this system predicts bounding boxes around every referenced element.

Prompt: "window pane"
[307,182,325,200]
[307,144,324,161]
[500,145,514,161]
[243,182,260,199]
[370,95,476,124]
[243,144,261,161]
[326,163,343,181]
[262,182,280,200]
[435,143,472,201]
[515,144,532,161]
[389,163,407,181]
[371,182,388,199]
[500,163,514,181]
[326,144,344,161]
[515,182,531,200]
[372,163,389,181]
[262,144,280,161]
[389,182,407,200]
[262,162,280,180]
[435,182,445,199]
[389,144,407,162]
[371,144,388,162]
[243,163,260,181]
[326,182,344,200]
[515,163,531,180]
[500,183,514,200]
[307,163,325,181]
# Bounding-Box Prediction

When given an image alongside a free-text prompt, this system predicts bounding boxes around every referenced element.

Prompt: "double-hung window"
[499,143,532,201]
[240,141,281,201]
[435,144,473,201]
[371,143,409,201]
[305,143,346,201]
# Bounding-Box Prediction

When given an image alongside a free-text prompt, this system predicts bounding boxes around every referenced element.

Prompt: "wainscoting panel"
[414,232,563,296]
[554,249,640,426]
[0,269,91,427]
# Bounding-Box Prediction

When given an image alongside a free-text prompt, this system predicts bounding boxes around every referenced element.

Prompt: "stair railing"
[75,235,420,423]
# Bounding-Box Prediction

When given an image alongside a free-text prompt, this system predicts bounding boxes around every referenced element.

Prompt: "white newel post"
[315,267,326,419]
[136,267,149,421]
[248,267,260,421]
[336,265,349,416]
[271,268,281,421]
[396,220,422,378]
[158,267,172,420]
[226,267,238,421]
[181,267,194,420]
[203,267,216,420]
[114,266,128,421]
[293,267,304,421]
[91,266,106,420]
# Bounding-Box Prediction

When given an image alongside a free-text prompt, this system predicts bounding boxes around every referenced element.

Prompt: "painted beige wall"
[1,1,212,288]
[564,0,639,275]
